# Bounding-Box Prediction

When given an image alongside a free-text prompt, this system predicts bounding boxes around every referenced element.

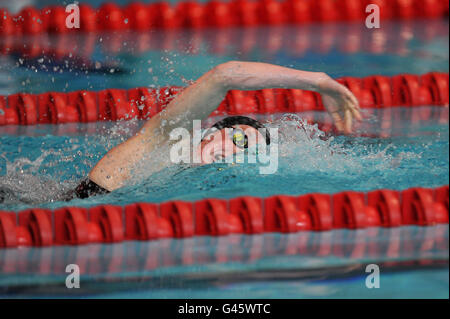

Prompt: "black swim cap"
[202,116,270,145]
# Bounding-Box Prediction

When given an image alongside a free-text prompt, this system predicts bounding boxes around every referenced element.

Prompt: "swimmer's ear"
[201,126,219,142]
[206,133,217,142]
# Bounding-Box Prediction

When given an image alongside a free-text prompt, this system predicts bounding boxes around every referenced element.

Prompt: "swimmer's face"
[197,125,266,164]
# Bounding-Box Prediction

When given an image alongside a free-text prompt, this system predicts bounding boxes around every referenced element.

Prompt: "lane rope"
[0,185,448,249]
[1,0,448,35]
[1,72,448,129]
[1,20,448,59]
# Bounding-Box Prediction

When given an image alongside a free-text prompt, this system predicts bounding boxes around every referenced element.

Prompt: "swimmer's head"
[197,116,270,164]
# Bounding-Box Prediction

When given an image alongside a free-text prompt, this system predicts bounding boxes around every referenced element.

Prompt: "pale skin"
[89,61,361,191]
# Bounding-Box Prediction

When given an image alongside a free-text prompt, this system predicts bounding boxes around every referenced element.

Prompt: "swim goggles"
[230,128,248,149]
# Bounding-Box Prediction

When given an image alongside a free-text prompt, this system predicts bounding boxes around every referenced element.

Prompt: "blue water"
[0,108,449,212]
[1,20,449,95]
[1,225,448,298]
[0,13,449,298]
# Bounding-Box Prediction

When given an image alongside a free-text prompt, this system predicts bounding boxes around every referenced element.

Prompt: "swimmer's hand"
[317,75,362,134]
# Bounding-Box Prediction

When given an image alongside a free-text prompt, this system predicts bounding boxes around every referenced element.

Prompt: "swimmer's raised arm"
[152,61,360,134]
[89,61,360,191]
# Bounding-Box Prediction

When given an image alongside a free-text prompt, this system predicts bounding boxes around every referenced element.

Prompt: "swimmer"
[65,61,361,200]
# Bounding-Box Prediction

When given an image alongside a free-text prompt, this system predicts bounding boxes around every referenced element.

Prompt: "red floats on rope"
[392,75,433,106]
[338,77,375,108]
[41,6,69,33]
[1,0,448,35]
[332,191,372,229]
[226,90,259,114]
[53,205,124,245]
[433,185,449,225]
[0,209,53,248]
[7,93,38,125]
[229,196,264,234]
[255,89,286,114]
[339,0,365,21]
[367,190,402,227]
[363,75,393,107]
[297,193,333,231]
[53,207,101,245]
[177,1,206,28]
[421,72,450,106]
[89,205,125,242]
[98,89,138,121]
[79,4,98,32]
[67,91,99,123]
[284,0,312,24]
[434,185,449,215]
[0,185,448,249]
[257,0,286,25]
[37,92,77,124]
[158,86,184,110]
[313,0,340,22]
[264,195,311,232]
[0,96,18,125]
[160,201,195,238]
[17,209,53,246]
[415,0,448,18]
[0,212,31,248]
[2,72,446,127]
[125,3,152,31]
[332,189,407,229]
[231,0,259,26]
[151,2,179,29]
[401,187,449,225]
[0,10,15,35]
[128,87,159,119]
[16,7,45,34]
[285,89,318,112]
[125,203,173,240]
[195,199,244,235]
[98,3,128,31]
[205,0,235,27]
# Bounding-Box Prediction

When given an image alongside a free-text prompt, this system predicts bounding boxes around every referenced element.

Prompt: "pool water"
[1,225,448,298]
[2,20,449,95]
[0,108,449,211]
[0,13,448,298]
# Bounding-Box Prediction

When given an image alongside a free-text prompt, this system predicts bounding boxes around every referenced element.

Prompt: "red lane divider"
[0,185,448,249]
[125,203,174,240]
[1,0,448,35]
[0,72,448,127]
[2,21,448,59]
[1,106,446,137]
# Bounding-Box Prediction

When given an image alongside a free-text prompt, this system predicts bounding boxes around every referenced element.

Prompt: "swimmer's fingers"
[347,89,360,111]
[341,90,362,123]
[347,100,362,122]
[325,97,347,133]
[351,106,363,122]
[343,90,361,111]
[332,96,357,133]
[344,108,353,134]
[329,110,345,133]
[339,85,361,112]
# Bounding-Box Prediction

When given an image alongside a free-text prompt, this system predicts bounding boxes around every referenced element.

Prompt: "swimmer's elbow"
[211,61,243,90]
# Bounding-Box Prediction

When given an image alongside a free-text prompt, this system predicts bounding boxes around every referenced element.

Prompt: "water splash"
[0,150,73,204]
[0,112,447,210]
